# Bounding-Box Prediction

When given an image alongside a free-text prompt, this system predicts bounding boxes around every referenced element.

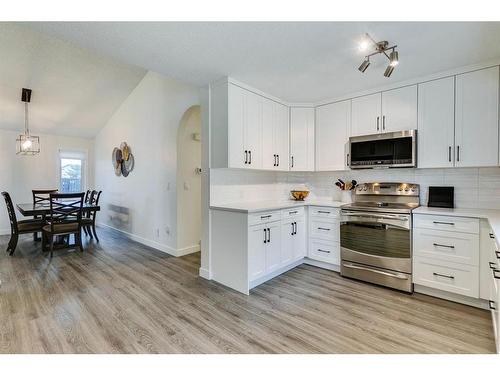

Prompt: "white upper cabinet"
[316,100,351,171]
[381,85,417,132]
[417,77,455,168]
[351,86,417,136]
[263,100,289,171]
[455,66,499,167]
[290,107,315,171]
[211,80,287,170]
[351,93,381,136]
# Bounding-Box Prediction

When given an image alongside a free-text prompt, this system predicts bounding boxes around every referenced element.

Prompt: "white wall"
[210,167,500,210]
[0,128,94,234]
[176,106,202,255]
[94,71,199,255]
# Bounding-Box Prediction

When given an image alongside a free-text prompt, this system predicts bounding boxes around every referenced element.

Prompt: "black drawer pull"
[433,221,455,226]
[433,272,454,279]
[490,233,495,239]
[289,211,298,215]
[496,251,500,260]
[493,269,500,279]
[489,262,497,270]
[489,300,496,310]
[318,211,331,214]
[263,229,267,244]
[433,243,455,249]
[318,227,331,231]
[260,215,272,219]
[317,249,331,254]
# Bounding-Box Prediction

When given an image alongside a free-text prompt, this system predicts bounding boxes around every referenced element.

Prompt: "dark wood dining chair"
[32,189,58,241]
[42,192,85,258]
[84,189,92,204]
[82,190,102,241]
[2,192,45,256]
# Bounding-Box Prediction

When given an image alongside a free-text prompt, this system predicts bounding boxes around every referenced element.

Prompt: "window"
[59,150,87,193]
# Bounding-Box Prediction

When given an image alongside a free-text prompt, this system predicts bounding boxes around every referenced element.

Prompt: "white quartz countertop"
[210,199,345,213]
[414,206,500,244]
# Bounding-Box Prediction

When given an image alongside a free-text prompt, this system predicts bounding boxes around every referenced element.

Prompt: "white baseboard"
[199,267,211,279]
[97,222,192,257]
[176,244,200,257]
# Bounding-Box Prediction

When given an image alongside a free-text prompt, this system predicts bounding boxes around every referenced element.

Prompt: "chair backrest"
[33,189,58,205]
[1,191,18,234]
[48,193,84,231]
[84,189,92,204]
[90,190,102,205]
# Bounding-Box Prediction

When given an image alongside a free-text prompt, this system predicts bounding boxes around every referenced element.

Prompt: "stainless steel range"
[340,182,420,293]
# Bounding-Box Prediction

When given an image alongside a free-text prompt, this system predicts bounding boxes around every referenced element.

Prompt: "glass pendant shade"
[16,88,40,155]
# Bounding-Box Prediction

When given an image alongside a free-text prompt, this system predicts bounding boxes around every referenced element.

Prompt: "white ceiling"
[0,23,146,138]
[26,22,500,103]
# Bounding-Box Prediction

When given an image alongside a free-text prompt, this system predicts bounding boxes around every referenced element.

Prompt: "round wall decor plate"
[112,147,119,167]
[114,162,122,176]
[123,153,134,172]
[120,142,130,161]
[121,161,129,177]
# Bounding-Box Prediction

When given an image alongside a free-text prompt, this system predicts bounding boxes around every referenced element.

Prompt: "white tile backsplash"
[210,167,500,209]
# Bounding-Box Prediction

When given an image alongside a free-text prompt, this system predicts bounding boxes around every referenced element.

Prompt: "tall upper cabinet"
[211,80,288,170]
[418,67,499,168]
[316,100,351,171]
[417,77,456,168]
[290,107,315,171]
[351,86,417,136]
[455,67,499,167]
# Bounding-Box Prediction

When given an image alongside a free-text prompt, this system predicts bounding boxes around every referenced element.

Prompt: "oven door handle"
[341,212,409,221]
[342,262,409,280]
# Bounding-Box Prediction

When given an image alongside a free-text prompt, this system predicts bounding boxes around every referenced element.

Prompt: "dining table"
[16,202,100,242]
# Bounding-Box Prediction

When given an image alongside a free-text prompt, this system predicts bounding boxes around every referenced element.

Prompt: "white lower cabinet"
[281,217,306,265]
[308,206,340,265]
[413,213,480,298]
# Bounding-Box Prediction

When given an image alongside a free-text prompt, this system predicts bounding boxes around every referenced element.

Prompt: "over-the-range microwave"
[348,130,417,169]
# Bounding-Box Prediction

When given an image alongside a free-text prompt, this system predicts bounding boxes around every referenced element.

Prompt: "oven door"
[340,210,412,273]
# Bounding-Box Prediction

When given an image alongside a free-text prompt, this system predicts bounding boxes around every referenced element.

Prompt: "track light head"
[358,58,370,73]
[384,65,395,77]
[389,50,399,67]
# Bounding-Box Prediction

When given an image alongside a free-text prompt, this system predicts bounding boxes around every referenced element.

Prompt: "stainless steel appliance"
[348,130,417,169]
[340,182,420,292]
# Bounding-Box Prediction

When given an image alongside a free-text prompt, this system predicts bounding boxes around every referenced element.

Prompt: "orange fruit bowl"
[290,190,310,201]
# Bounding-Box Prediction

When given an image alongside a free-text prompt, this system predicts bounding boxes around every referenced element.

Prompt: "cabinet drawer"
[281,206,305,221]
[413,214,479,234]
[248,210,281,226]
[309,206,340,219]
[413,256,479,298]
[413,228,479,266]
[309,218,339,241]
[308,239,340,265]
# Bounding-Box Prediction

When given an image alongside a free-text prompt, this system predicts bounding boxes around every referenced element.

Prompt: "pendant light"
[357,33,399,78]
[16,88,40,155]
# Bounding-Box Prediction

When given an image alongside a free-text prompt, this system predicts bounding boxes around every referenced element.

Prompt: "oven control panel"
[355,182,419,196]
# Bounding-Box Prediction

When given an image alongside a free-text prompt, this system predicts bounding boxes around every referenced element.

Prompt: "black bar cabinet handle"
[490,233,495,239]
[294,222,297,235]
[457,146,460,162]
[433,221,455,226]
[277,154,279,167]
[248,150,252,164]
[489,300,496,310]
[433,243,455,249]
[261,215,271,219]
[291,222,294,236]
[433,272,454,279]
[448,146,452,162]
[291,156,294,168]
[263,229,267,244]
[244,150,248,164]
[318,227,331,231]
[267,228,270,243]
[317,249,331,254]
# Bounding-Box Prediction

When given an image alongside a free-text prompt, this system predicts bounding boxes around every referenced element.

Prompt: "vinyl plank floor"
[0,228,496,353]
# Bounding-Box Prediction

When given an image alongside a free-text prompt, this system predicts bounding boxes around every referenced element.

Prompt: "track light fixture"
[358,33,399,77]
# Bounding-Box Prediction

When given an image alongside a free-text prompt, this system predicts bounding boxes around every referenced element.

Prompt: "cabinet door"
[281,220,295,266]
[290,107,315,171]
[227,84,246,168]
[265,222,282,273]
[455,67,499,167]
[275,103,289,171]
[248,225,267,281]
[417,77,455,168]
[244,90,263,169]
[381,85,417,132]
[351,93,381,136]
[261,98,276,170]
[293,219,306,260]
[316,100,351,171]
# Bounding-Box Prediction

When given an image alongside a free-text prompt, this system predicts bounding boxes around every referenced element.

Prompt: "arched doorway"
[176,105,202,256]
